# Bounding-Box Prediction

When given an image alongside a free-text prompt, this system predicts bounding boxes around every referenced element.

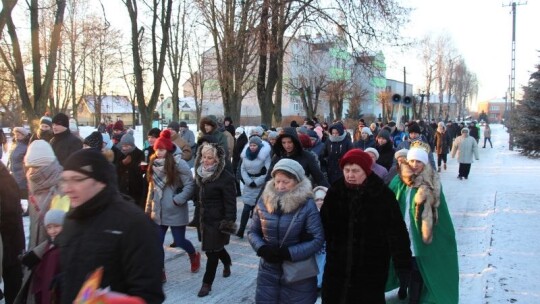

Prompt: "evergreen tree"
[510,61,540,157]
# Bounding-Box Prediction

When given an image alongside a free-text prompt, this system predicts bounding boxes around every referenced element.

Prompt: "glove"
[257,245,282,263]
[249,181,257,188]
[20,251,41,268]
[219,220,238,235]
[278,247,292,261]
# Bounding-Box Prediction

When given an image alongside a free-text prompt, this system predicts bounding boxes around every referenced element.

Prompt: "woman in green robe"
[388,142,459,304]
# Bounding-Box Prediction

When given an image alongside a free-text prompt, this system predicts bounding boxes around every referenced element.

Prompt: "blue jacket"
[249,178,324,304]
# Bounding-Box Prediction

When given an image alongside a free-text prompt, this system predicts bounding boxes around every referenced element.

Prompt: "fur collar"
[194,143,226,185]
[261,178,313,214]
[241,141,272,162]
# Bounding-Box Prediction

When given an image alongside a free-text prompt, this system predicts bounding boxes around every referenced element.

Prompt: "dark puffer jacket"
[57,187,164,304]
[375,140,395,171]
[320,173,411,303]
[269,128,329,188]
[115,147,146,209]
[50,129,83,166]
[194,143,237,251]
[248,178,324,304]
[324,123,353,184]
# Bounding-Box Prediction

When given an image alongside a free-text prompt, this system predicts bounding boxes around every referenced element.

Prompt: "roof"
[81,95,135,114]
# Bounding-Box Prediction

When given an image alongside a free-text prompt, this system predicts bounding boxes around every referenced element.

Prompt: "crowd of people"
[0,112,492,303]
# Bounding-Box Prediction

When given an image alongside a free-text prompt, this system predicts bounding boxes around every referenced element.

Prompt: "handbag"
[280,208,319,283]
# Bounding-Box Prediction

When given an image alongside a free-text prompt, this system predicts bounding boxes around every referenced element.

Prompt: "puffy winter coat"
[7,137,28,190]
[353,136,375,150]
[115,147,146,209]
[249,178,324,304]
[194,143,237,251]
[434,131,451,155]
[146,152,195,226]
[375,140,395,171]
[57,186,164,304]
[324,124,353,184]
[50,129,82,166]
[240,143,271,206]
[451,134,479,164]
[199,116,230,159]
[320,173,411,303]
[171,133,193,161]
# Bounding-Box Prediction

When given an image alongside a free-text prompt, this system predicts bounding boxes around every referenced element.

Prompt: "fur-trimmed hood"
[261,178,313,214]
[199,116,218,134]
[273,127,302,157]
[194,143,226,185]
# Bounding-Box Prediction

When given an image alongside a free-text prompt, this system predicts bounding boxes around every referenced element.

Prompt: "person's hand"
[257,245,282,263]
[249,181,257,188]
[20,251,41,268]
[122,155,132,165]
[278,247,292,261]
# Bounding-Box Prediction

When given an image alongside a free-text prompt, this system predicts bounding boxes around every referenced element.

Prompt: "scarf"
[245,145,262,160]
[398,162,441,244]
[151,158,167,202]
[27,160,63,194]
[328,132,347,143]
[196,163,217,182]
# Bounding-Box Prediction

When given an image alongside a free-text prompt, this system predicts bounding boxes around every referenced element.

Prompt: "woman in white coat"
[236,136,271,238]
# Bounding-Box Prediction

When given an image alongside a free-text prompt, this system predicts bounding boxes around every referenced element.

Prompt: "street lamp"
[160,94,165,128]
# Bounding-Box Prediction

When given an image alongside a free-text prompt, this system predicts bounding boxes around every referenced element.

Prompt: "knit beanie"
[408,123,421,134]
[394,148,409,160]
[250,126,264,137]
[297,126,309,135]
[154,129,175,152]
[84,131,104,150]
[314,126,324,140]
[267,131,279,140]
[147,128,161,138]
[364,147,379,160]
[461,128,469,133]
[24,140,56,167]
[44,209,66,226]
[113,120,124,131]
[249,136,263,147]
[313,186,328,201]
[119,129,135,147]
[407,147,428,165]
[339,148,373,176]
[235,127,245,139]
[167,121,180,133]
[298,133,312,149]
[63,148,115,184]
[13,127,29,137]
[307,129,319,140]
[69,118,78,132]
[361,127,372,136]
[179,121,188,128]
[40,116,53,127]
[377,129,391,141]
[271,159,305,182]
[52,113,69,128]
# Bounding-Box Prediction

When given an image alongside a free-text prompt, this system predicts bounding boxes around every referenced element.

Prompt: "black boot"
[408,269,424,304]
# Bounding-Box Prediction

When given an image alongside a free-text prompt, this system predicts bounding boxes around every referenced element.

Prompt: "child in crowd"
[313,186,328,291]
[19,208,65,304]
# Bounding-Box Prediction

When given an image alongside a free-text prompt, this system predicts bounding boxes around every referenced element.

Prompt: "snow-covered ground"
[2,123,540,303]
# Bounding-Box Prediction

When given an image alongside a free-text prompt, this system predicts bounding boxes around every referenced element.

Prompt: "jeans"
[157,225,196,259]
[437,153,448,168]
[483,137,492,148]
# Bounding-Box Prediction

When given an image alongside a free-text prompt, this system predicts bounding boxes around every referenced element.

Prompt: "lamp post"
[417,89,426,120]
[160,94,165,129]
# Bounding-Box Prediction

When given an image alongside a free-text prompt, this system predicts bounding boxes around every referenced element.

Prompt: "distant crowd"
[0,112,492,303]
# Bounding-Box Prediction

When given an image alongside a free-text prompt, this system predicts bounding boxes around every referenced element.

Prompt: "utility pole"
[504,0,527,150]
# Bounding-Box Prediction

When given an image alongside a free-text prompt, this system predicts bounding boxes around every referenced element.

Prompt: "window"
[490,105,499,111]
[184,114,189,120]
[167,103,171,109]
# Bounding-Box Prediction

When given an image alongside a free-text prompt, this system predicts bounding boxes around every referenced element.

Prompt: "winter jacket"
[324,124,353,184]
[451,134,479,164]
[233,132,248,171]
[194,143,237,251]
[26,160,64,249]
[240,142,271,206]
[269,128,329,187]
[7,137,29,190]
[320,174,411,303]
[171,133,192,161]
[180,128,196,149]
[468,125,480,141]
[146,152,195,226]
[199,116,230,159]
[353,136,375,150]
[248,178,324,304]
[375,140,395,171]
[57,186,164,304]
[50,129,82,166]
[434,131,451,155]
[484,127,491,138]
[115,147,146,209]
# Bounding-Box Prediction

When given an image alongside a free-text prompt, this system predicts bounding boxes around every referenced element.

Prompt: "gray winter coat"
[146,152,195,226]
[248,178,324,304]
[8,138,28,190]
[451,134,479,164]
[240,142,271,206]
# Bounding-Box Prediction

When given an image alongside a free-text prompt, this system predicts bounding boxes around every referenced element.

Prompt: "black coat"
[50,129,83,166]
[375,140,395,171]
[115,148,146,209]
[232,132,248,172]
[320,174,411,304]
[58,187,164,304]
[0,163,25,267]
[194,143,237,251]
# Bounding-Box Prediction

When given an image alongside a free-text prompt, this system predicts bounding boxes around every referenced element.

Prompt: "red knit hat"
[113,120,124,131]
[339,148,373,176]
[153,129,175,152]
[298,133,313,149]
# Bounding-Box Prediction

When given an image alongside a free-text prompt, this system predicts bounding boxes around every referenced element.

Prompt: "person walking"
[194,143,237,297]
[388,143,459,303]
[146,129,200,280]
[57,149,164,303]
[323,122,353,184]
[249,159,324,304]
[49,113,82,166]
[320,149,411,303]
[451,128,480,180]
[434,122,451,172]
[236,136,271,238]
[483,123,493,148]
[115,130,146,209]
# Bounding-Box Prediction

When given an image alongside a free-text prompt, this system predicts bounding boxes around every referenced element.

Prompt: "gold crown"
[410,140,431,153]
